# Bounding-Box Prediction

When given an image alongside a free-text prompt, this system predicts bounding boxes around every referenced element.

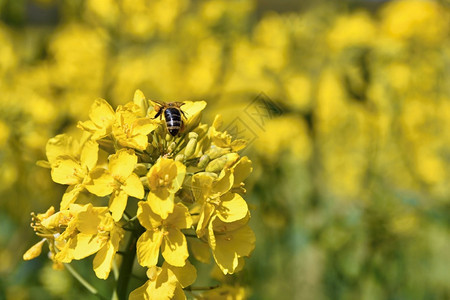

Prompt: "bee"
[152,100,186,136]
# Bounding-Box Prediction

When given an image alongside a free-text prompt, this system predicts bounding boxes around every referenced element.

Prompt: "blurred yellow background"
[0,0,449,299]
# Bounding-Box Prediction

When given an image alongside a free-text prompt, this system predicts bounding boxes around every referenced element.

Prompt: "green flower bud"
[205,145,230,160]
[175,153,185,162]
[140,176,149,189]
[134,163,149,176]
[188,132,198,139]
[206,153,240,173]
[184,135,198,158]
[168,141,177,153]
[197,154,210,169]
[206,155,228,173]
[146,143,155,154]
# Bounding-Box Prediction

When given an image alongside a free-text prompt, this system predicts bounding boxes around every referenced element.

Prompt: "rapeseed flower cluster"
[24,90,254,299]
[0,0,448,299]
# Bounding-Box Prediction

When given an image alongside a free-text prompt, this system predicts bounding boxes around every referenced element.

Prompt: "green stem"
[184,285,219,291]
[64,263,107,300]
[116,222,144,300]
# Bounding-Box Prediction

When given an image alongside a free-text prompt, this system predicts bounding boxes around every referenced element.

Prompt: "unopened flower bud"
[184,135,198,158]
[197,154,210,169]
[134,163,149,176]
[188,132,198,139]
[146,144,154,154]
[205,145,230,160]
[140,176,149,189]
[205,155,227,173]
[175,153,185,162]
[206,153,240,173]
[168,142,177,153]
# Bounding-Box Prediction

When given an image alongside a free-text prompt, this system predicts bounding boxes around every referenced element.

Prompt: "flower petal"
[109,149,137,179]
[173,285,187,300]
[161,228,188,267]
[76,205,103,234]
[73,233,105,260]
[196,203,215,237]
[93,239,115,279]
[164,260,197,288]
[191,172,215,203]
[51,157,83,185]
[80,140,99,171]
[232,156,252,186]
[136,230,164,267]
[187,237,211,264]
[137,201,163,230]
[209,218,255,275]
[129,281,150,300]
[183,100,207,132]
[123,173,144,199]
[147,192,174,220]
[109,190,128,222]
[211,168,234,197]
[169,161,186,193]
[165,203,192,229]
[23,239,46,260]
[89,99,115,129]
[217,193,248,223]
[130,266,178,300]
[85,168,115,197]
[60,184,83,210]
[133,118,158,136]
[46,134,78,165]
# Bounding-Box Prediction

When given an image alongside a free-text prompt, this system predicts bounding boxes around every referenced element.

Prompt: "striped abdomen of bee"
[153,101,186,136]
[164,107,183,136]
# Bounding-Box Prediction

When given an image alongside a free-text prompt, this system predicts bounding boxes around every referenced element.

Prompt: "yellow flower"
[208,115,246,152]
[54,204,124,279]
[23,207,59,261]
[146,157,186,219]
[113,102,157,151]
[179,100,207,133]
[44,134,82,167]
[136,202,192,267]
[129,263,189,300]
[51,139,99,209]
[130,260,196,300]
[192,167,249,237]
[77,99,116,140]
[86,149,144,221]
[23,207,73,269]
[207,215,255,275]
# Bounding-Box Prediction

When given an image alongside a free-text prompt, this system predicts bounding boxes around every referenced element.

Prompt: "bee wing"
[151,99,166,106]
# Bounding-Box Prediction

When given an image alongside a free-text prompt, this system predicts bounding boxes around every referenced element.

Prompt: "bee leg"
[153,109,162,119]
